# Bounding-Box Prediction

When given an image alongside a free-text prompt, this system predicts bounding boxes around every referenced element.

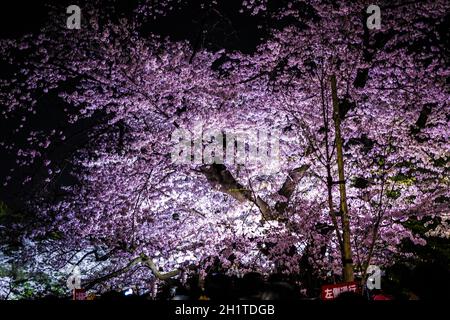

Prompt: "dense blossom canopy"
[0,0,448,298]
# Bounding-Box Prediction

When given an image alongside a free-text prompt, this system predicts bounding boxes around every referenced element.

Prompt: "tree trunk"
[330,75,354,282]
[319,80,343,251]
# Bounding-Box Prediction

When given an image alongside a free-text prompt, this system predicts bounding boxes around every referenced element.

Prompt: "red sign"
[73,289,86,300]
[320,281,359,300]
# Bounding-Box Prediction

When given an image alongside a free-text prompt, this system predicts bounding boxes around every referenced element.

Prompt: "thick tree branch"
[199,163,309,220]
[275,165,310,215]
[84,254,179,290]
[139,253,181,280]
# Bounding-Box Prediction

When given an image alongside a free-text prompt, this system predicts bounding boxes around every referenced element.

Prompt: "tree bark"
[330,75,354,282]
[84,254,180,290]
[319,80,344,250]
[199,163,309,221]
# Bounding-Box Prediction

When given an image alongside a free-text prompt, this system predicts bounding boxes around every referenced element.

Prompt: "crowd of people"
[91,272,413,301]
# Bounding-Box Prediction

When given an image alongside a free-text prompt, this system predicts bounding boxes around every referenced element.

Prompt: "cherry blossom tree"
[0,0,448,297]
[222,0,449,281]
